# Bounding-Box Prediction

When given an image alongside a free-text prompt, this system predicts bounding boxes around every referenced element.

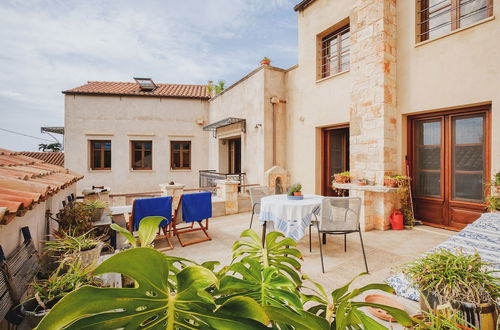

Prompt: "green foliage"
[36,248,268,329]
[37,230,414,329]
[208,80,226,95]
[493,171,500,186]
[44,230,101,259]
[403,249,500,304]
[288,183,302,196]
[38,143,62,152]
[52,202,95,237]
[396,177,415,227]
[232,229,303,285]
[111,216,167,248]
[486,195,500,211]
[27,260,101,313]
[410,302,474,330]
[335,171,350,177]
[301,273,413,329]
[82,199,107,210]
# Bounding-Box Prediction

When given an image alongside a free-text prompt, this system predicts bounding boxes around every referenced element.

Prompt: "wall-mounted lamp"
[254,123,262,129]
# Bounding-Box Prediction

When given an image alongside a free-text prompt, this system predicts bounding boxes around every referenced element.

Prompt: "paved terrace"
[152,212,453,327]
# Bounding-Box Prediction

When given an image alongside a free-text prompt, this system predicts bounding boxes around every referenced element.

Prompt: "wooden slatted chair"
[173,192,212,247]
[0,266,13,323]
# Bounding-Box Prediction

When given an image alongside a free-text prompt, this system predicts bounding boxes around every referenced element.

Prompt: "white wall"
[65,95,209,194]
[0,185,76,256]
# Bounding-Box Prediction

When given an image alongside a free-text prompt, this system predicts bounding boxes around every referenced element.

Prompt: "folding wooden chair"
[130,196,173,251]
[173,192,212,247]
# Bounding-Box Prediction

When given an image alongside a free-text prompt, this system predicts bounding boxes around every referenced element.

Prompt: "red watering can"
[389,210,404,230]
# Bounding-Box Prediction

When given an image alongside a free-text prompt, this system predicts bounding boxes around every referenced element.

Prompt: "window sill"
[129,169,154,173]
[88,169,112,173]
[315,70,349,84]
[415,16,495,48]
[169,169,192,172]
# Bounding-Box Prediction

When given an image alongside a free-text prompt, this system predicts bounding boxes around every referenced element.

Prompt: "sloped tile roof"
[63,81,210,99]
[0,148,82,224]
[20,151,64,167]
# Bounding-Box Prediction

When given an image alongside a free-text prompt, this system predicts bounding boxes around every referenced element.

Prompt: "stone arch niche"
[265,165,289,194]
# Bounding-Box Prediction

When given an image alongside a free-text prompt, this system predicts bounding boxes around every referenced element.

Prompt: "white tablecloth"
[259,194,324,241]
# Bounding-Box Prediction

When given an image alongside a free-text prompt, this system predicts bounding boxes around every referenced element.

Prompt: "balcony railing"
[199,170,247,192]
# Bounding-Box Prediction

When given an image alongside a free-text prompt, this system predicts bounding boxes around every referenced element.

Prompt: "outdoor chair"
[173,191,212,247]
[249,186,272,229]
[316,197,368,274]
[131,196,173,251]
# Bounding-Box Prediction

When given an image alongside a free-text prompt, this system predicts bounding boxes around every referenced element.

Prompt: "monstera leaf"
[218,258,302,310]
[302,273,414,329]
[36,248,268,329]
[111,216,166,247]
[232,229,303,285]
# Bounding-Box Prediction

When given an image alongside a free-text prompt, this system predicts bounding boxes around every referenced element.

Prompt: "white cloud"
[0,0,297,150]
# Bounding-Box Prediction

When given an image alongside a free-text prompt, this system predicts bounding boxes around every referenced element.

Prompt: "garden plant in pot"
[403,249,499,329]
[44,230,105,268]
[52,201,95,237]
[83,199,107,221]
[384,175,408,188]
[333,171,350,183]
[287,183,303,200]
[21,259,102,328]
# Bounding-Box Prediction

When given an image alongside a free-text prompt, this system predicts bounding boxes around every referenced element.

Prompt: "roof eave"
[62,91,210,100]
[294,0,317,12]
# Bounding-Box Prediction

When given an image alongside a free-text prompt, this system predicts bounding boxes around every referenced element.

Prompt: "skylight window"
[134,77,157,91]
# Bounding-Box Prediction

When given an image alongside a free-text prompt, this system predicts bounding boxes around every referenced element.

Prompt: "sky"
[0,0,298,151]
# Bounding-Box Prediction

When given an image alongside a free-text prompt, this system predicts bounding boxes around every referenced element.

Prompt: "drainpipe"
[270,96,279,166]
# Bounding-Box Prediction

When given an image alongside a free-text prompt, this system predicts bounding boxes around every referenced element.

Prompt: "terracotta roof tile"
[20,152,64,167]
[63,81,210,99]
[0,148,83,224]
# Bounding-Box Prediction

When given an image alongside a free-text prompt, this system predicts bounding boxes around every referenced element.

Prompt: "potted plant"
[333,171,350,183]
[260,57,271,65]
[21,259,102,328]
[408,303,474,330]
[403,249,499,329]
[287,183,303,200]
[83,199,107,221]
[44,230,104,268]
[52,202,95,237]
[491,171,500,195]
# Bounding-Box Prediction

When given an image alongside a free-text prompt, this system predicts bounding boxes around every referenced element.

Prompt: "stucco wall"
[397,1,500,175]
[0,185,76,256]
[65,95,209,194]
[285,0,353,194]
[207,67,287,186]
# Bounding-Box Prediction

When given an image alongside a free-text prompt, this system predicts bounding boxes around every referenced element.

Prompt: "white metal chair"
[316,197,368,273]
[249,186,272,229]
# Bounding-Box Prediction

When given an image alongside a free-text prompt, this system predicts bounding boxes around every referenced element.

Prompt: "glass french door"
[410,107,489,229]
[322,127,349,196]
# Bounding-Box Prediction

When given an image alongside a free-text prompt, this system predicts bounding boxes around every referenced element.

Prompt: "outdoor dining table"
[259,194,324,245]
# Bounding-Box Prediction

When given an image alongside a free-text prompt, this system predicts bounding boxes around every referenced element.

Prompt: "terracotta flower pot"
[384,178,399,187]
[293,191,302,196]
[334,175,350,183]
[261,58,271,65]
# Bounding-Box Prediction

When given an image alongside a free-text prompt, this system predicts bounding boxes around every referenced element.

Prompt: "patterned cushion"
[385,272,419,301]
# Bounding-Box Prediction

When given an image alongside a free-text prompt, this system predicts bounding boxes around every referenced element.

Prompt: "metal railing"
[199,170,247,192]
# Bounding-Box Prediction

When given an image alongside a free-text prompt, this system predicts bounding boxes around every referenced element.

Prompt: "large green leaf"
[138,216,167,247]
[218,258,302,310]
[232,229,303,286]
[263,305,329,330]
[36,248,268,329]
[110,223,136,247]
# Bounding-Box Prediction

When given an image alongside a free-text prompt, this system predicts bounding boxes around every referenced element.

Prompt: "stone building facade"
[65,0,500,231]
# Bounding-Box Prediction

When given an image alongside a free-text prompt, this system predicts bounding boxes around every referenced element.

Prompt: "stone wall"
[349,0,399,230]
